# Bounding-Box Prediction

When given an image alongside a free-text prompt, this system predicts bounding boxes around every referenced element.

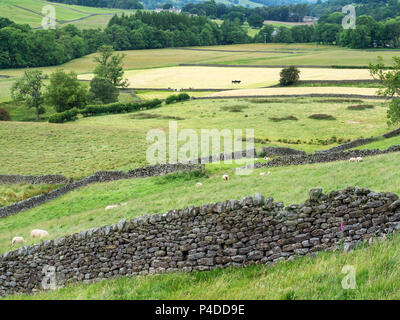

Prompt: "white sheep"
[196,182,203,187]
[11,236,25,245]
[349,157,357,162]
[260,172,266,176]
[105,203,127,211]
[30,229,49,239]
[222,174,229,181]
[264,157,270,161]
[356,157,363,162]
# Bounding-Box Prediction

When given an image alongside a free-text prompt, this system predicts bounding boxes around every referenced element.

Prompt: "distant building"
[154,7,182,14]
[303,16,319,23]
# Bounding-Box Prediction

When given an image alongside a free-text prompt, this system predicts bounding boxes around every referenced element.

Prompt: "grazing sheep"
[30,229,49,239]
[356,157,363,162]
[105,203,127,211]
[260,172,266,176]
[349,157,357,162]
[11,236,25,245]
[222,174,229,181]
[264,157,270,161]
[196,182,203,187]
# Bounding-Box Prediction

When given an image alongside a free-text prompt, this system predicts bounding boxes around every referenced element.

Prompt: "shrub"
[48,108,79,123]
[177,93,190,102]
[279,66,300,86]
[88,77,119,105]
[166,94,178,104]
[221,105,248,112]
[347,105,374,110]
[165,93,190,104]
[308,114,336,120]
[0,107,10,121]
[269,115,298,122]
[316,99,363,103]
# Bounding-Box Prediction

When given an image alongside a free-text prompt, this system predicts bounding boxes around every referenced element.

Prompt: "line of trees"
[253,13,400,49]
[11,46,129,121]
[0,11,252,69]
[182,0,308,24]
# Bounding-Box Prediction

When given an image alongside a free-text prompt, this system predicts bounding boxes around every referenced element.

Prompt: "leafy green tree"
[93,45,129,88]
[46,69,87,113]
[254,25,274,43]
[275,26,293,43]
[247,13,263,28]
[279,66,300,86]
[11,70,47,121]
[370,57,400,125]
[87,76,119,105]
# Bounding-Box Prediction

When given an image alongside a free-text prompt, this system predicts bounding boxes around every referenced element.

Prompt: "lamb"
[11,236,25,245]
[222,174,229,181]
[30,229,49,239]
[105,203,127,211]
[196,182,203,187]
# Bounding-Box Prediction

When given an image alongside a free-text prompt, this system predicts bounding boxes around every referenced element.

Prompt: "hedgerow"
[165,93,190,104]
[48,108,79,123]
[80,99,162,117]
[48,99,162,123]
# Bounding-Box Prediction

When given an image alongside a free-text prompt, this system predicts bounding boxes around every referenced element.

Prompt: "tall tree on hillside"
[370,57,400,125]
[45,69,87,113]
[93,45,129,88]
[11,70,47,121]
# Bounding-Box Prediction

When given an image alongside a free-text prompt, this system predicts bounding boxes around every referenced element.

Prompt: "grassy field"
[134,90,217,100]
[6,231,400,299]
[0,44,396,102]
[1,151,399,254]
[207,86,380,97]
[357,135,400,150]
[1,37,400,300]
[0,0,134,28]
[1,44,398,79]
[79,67,376,89]
[263,20,314,28]
[0,184,60,207]
[0,98,390,177]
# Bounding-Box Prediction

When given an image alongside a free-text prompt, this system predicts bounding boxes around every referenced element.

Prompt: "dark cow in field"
[232,80,241,84]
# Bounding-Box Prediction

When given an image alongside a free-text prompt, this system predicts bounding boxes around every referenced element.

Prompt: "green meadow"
[0,98,392,177]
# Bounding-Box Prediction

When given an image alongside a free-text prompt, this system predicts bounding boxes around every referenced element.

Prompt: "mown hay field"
[1,44,397,80]
[78,67,376,89]
[207,86,380,97]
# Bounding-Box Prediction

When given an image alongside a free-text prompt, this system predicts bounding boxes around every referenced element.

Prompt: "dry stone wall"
[0,175,68,185]
[1,186,400,297]
[0,163,201,219]
[260,146,306,157]
[254,145,400,168]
